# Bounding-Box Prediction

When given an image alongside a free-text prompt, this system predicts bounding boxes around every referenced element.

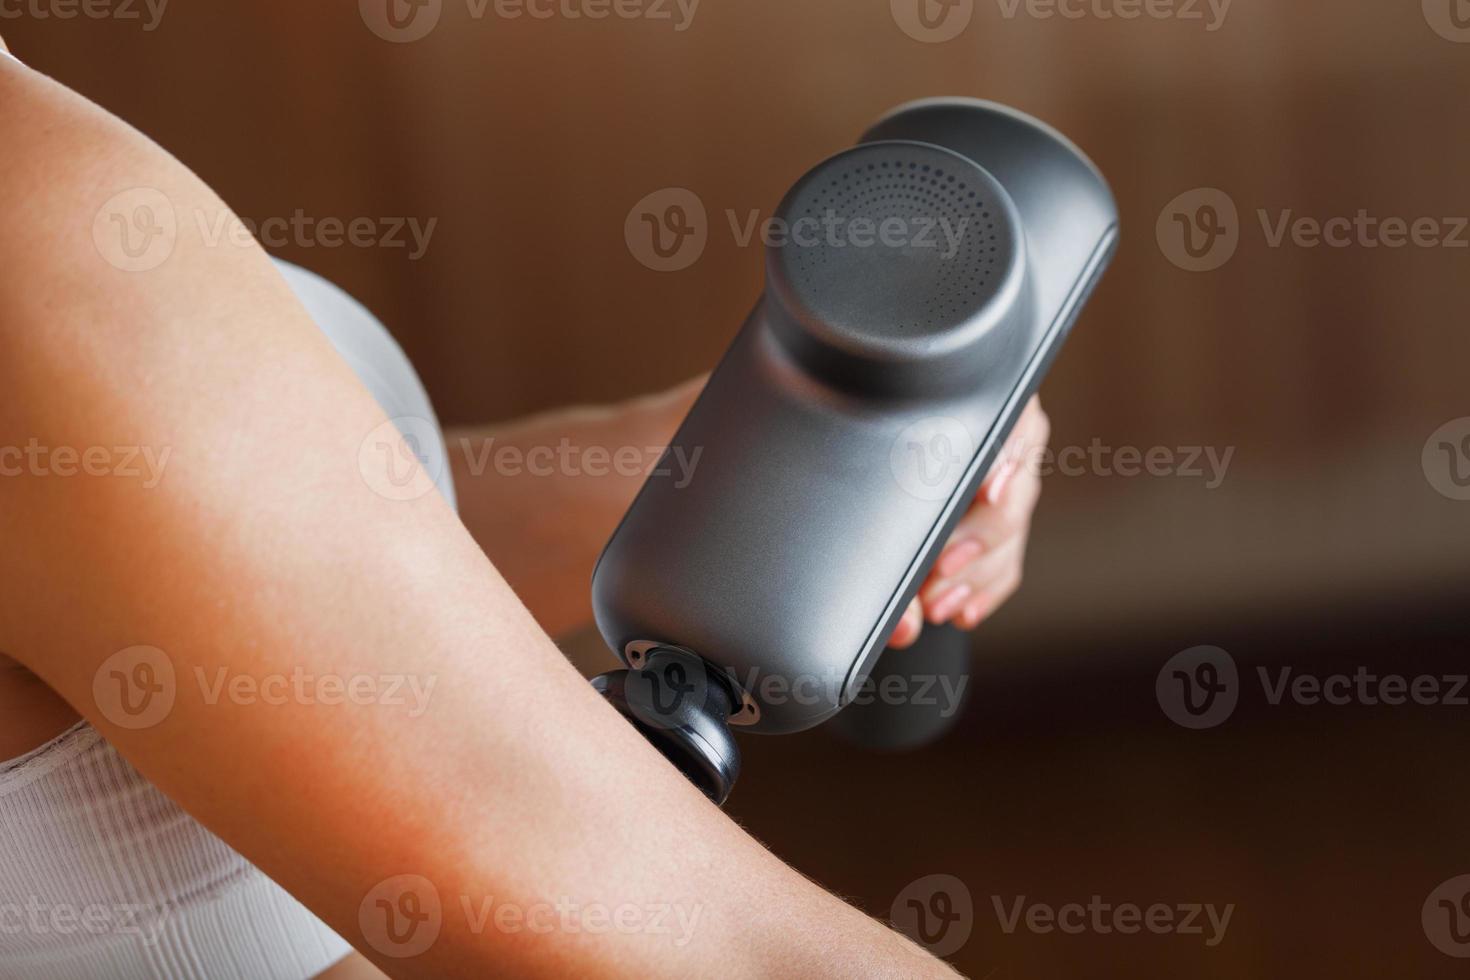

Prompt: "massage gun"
[590,98,1117,804]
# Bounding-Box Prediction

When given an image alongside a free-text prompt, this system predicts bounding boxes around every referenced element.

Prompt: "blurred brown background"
[7,1,1469,976]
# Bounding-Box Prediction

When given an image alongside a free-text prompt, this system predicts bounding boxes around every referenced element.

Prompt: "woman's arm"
[0,60,950,979]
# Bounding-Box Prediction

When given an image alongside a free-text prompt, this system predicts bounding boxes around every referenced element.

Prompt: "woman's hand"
[890,395,1050,648]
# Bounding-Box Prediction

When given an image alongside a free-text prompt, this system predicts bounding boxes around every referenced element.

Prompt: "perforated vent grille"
[776,144,1012,340]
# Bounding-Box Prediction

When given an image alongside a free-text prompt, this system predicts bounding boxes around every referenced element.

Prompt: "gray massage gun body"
[592,99,1117,743]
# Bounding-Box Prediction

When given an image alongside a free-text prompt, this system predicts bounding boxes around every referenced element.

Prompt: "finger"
[922,533,1024,618]
[888,596,923,649]
[943,460,1042,559]
[956,564,1022,630]
[981,397,1049,504]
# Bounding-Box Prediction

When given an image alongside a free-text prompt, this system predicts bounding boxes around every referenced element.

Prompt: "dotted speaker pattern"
[780,148,1007,338]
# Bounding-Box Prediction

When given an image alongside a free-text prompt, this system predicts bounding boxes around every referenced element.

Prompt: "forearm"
[0,61,948,979]
[448,379,702,638]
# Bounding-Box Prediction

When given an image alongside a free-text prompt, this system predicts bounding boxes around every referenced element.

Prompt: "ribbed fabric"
[0,723,352,979]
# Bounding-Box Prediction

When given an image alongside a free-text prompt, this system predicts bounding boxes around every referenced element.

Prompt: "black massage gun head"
[590,648,741,805]
[764,139,1028,397]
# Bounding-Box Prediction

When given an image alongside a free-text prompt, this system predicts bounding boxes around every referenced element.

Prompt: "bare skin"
[0,28,1054,973]
[0,52,963,979]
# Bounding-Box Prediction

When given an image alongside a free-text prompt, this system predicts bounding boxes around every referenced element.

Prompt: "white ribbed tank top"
[0,258,456,979]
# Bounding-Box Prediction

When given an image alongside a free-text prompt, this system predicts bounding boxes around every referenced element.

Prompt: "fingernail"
[937,538,983,578]
[927,583,973,624]
[984,459,1016,505]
